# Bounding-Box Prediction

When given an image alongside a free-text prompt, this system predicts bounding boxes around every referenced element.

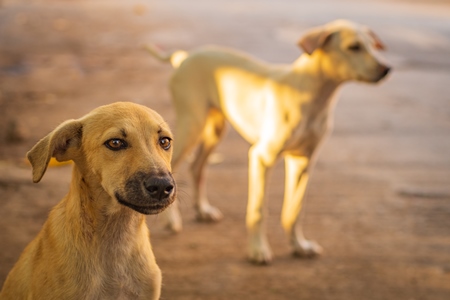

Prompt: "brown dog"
[146,19,390,264]
[0,102,175,299]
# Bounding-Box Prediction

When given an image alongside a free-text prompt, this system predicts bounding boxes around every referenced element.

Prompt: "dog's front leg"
[246,145,278,264]
[161,200,183,232]
[281,154,323,257]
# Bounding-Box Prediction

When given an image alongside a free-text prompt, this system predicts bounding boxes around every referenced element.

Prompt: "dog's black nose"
[382,66,391,77]
[375,65,391,82]
[144,176,174,200]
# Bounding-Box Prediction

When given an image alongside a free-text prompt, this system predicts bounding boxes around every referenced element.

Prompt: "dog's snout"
[377,65,391,81]
[372,64,391,82]
[144,176,174,200]
[381,65,391,77]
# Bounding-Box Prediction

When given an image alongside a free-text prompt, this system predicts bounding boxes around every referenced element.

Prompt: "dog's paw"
[248,245,272,265]
[162,205,183,233]
[196,205,223,222]
[165,219,182,233]
[247,236,273,265]
[292,239,323,258]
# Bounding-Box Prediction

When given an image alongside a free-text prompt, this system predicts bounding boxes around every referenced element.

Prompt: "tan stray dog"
[0,102,175,299]
[146,19,391,264]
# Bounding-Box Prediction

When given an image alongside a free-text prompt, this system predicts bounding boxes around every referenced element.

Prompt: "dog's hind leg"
[162,101,209,232]
[190,108,226,222]
[281,154,323,257]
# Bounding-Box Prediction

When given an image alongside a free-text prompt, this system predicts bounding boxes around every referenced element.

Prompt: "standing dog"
[0,102,175,299]
[146,19,390,264]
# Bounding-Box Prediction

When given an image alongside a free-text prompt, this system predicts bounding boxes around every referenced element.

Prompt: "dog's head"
[27,102,176,215]
[298,19,391,83]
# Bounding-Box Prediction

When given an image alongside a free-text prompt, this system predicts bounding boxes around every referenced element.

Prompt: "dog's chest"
[84,261,153,299]
[79,239,158,299]
[285,111,331,154]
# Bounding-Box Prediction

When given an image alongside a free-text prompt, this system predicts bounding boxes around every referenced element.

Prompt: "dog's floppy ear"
[298,26,333,55]
[364,27,386,50]
[27,120,83,183]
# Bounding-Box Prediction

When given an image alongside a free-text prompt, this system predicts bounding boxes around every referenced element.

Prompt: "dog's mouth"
[114,171,176,215]
[115,193,174,215]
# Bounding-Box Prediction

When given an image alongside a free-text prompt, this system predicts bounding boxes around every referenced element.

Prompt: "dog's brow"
[158,120,169,127]
[120,129,127,138]
[157,121,172,136]
[157,123,165,133]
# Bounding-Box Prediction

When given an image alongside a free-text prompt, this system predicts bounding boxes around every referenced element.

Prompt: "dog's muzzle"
[375,64,391,82]
[115,172,176,215]
[144,176,175,201]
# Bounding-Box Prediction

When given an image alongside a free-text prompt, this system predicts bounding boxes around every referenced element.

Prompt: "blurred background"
[1,0,449,299]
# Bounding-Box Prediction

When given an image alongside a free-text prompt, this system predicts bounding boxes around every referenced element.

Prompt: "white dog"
[146,19,390,264]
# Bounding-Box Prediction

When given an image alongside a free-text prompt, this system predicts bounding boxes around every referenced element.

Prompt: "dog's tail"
[144,44,188,69]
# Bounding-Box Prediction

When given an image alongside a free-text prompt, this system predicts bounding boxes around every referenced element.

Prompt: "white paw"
[162,205,183,233]
[292,239,323,258]
[248,237,273,265]
[196,204,223,222]
[165,218,182,233]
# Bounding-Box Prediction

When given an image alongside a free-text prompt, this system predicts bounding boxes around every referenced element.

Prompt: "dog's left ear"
[298,26,333,55]
[27,120,83,183]
[364,27,386,50]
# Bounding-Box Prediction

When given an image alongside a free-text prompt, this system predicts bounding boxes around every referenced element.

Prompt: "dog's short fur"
[146,19,390,264]
[0,102,175,299]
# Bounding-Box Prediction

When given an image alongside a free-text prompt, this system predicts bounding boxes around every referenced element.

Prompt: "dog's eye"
[348,43,362,52]
[105,139,128,151]
[159,137,172,150]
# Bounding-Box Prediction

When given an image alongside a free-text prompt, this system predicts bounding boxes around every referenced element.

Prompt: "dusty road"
[1,0,450,299]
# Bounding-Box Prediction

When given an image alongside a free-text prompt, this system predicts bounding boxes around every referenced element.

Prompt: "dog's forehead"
[326,20,370,43]
[81,102,170,136]
[338,28,362,42]
[326,19,359,31]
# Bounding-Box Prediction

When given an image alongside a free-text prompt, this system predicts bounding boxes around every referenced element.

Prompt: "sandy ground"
[1,0,450,299]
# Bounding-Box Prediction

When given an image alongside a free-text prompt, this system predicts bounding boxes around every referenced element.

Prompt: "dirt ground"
[1,0,450,299]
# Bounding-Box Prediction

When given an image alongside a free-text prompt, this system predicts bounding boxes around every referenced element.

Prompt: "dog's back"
[173,45,285,83]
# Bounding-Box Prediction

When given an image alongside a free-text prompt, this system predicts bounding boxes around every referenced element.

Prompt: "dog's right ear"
[364,27,386,51]
[27,120,82,183]
[298,26,333,55]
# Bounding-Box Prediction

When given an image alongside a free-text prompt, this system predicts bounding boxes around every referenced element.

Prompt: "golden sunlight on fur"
[146,19,391,264]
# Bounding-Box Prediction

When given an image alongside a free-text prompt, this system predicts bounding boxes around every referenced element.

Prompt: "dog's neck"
[62,165,149,252]
[292,52,342,111]
[293,51,344,85]
[41,165,155,297]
